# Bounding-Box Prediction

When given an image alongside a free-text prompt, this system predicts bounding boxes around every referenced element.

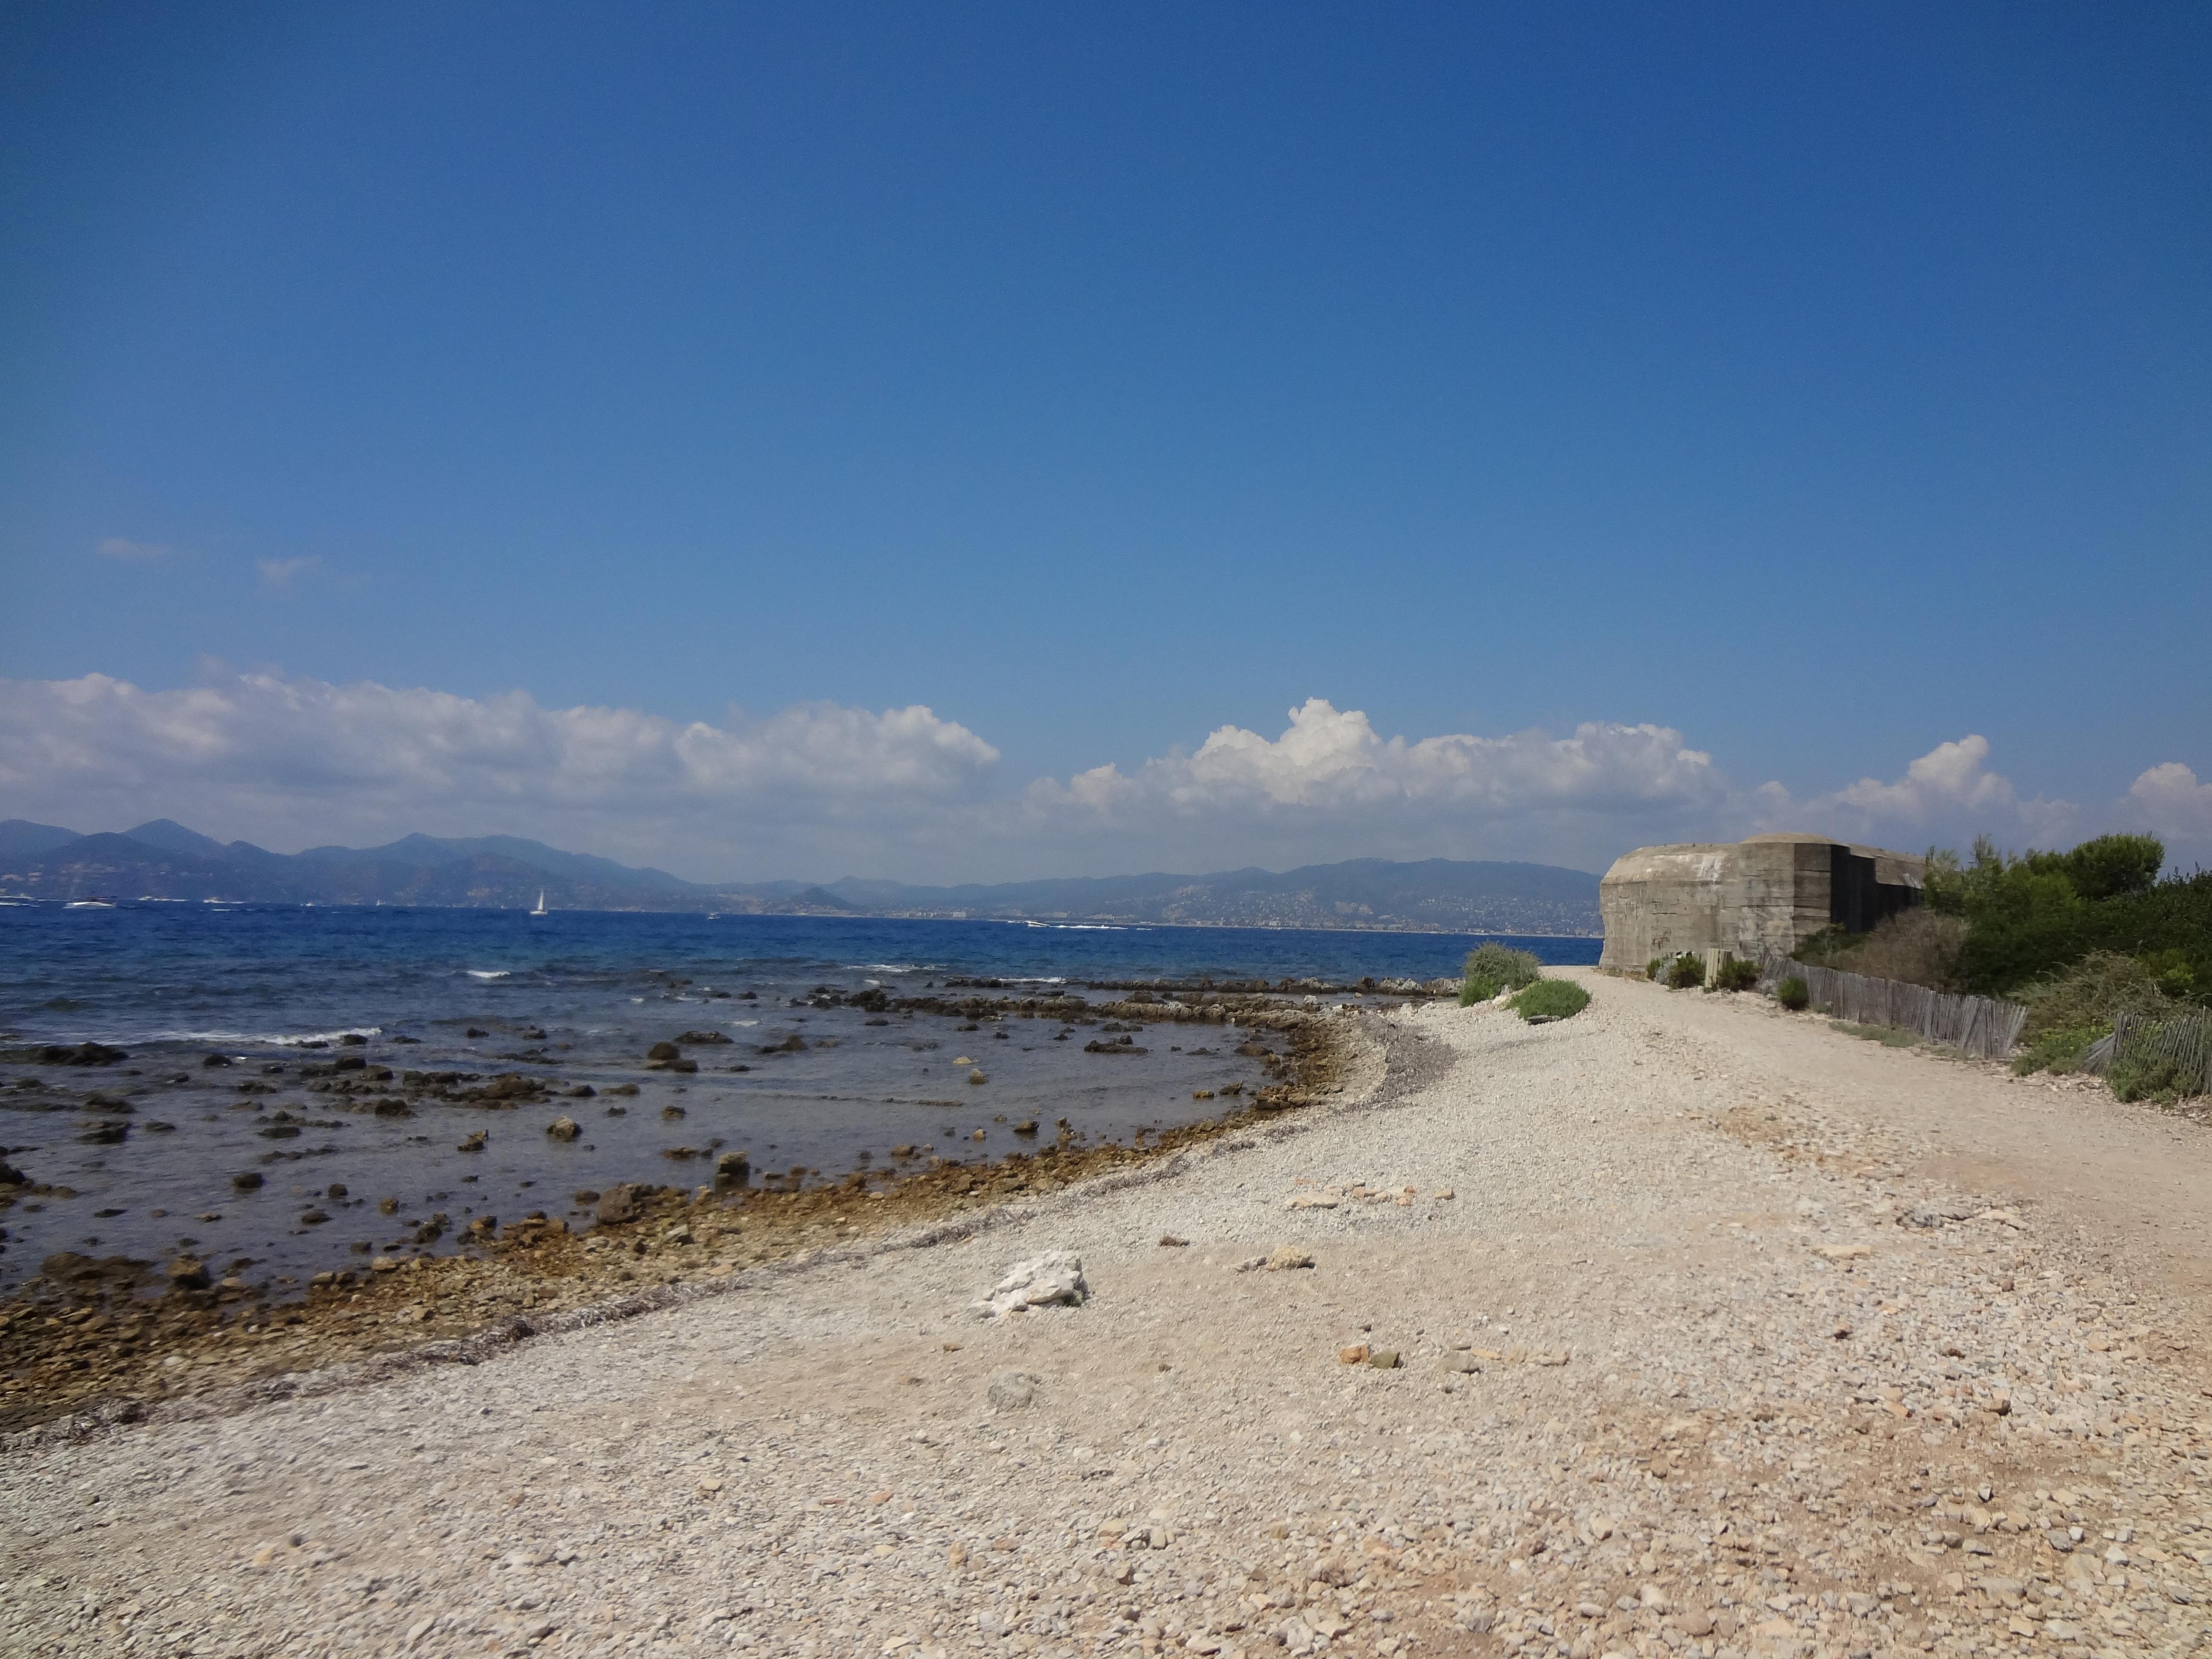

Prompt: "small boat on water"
[530,890,550,917]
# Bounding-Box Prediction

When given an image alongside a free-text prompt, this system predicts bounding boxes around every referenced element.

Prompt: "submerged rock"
[545,1116,581,1141]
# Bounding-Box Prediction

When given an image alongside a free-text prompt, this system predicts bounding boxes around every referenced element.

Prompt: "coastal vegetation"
[1509,978,1590,1021]
[1459,942,1542,1003]
[1458,942,1590,1021]
[1793,832,2210,1094]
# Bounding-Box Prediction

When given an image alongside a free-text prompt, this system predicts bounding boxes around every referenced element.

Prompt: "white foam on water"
[729,1019,759,1027]
[156,1025,384,1047]
[465,969,510,980]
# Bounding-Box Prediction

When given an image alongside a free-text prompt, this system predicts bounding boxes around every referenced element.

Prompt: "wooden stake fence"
[2081,1011,2212,1097]
[1756,951,2027,1060]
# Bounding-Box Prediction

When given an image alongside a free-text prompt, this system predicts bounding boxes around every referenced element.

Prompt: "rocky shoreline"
[3,973,2211,1658]
[0,997,1375,1437]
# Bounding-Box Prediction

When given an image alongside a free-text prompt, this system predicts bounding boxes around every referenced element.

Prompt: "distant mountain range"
[0,818,1602,935]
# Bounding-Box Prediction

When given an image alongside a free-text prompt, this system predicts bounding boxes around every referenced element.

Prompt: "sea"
[0,904,1598,1295]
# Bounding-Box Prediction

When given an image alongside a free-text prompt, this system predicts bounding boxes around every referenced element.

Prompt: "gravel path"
[3,970,2209,1659]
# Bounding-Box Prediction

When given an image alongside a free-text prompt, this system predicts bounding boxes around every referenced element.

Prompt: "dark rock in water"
[760,1033,806,1055]
[606,1082,640,1097]
[661,1105,686,1120]
[145,1119,177,1132]
[566,1083,596,1098]
[1012,1119,1039,1135]
[167,1257,212,1290]
[715,1150,751,1184]
[257,1124,301,1140]
[647,1041,682,1062]
[373,1099,413,1117]
[202,1053,234,1069]
[42,1250,151,1289]
[4,1041,130,1066]
[518,1026,547,1040]
[465,1027,489,1039]
[231,1171,265,1190]
[457,1130,487,1152]
[0,1157,26,1185]
[339,1033,368,1047]
[1082,1038,1147,1056]
[79,1119,131,1144]
[327,1182,348,1199]
[300,1209,330,1225]
[595,1181,653,1225]
[393,1034,421,1044]
[571,1189,601,1203]
[675,1030,732,1045]
[661,1145,701,1160]
[85,1093,132,1112]
[333,1055,367,1072]
[545,1116,581,1141]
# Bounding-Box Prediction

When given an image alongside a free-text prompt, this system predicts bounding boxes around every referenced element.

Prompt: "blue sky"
[3,3,2209,879]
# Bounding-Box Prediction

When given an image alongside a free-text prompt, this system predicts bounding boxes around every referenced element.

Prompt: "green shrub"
[1462,942,1542,1003]
[2011,1024,2105,1077]
[1794,910,1965,990]
[1712,958,1760,992]
[1775,975,1810,1011]
[1926,831,2212,1000]
[2015,950,2178,1041]
[1645,957,1664,981]
[1665,954,1705,990]
[2110,1050,2198,1106]
[1511,979,1591,1021]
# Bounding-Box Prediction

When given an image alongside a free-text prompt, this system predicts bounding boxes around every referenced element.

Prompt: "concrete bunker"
[1597,831,1923,974]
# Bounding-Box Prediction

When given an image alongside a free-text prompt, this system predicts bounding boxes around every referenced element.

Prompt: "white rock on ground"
[3,968,2211,1659]
[973,1251,1090,1320]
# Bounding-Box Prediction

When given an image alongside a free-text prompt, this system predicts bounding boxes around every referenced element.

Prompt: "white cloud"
[0,670,999,874]
[256,556,321,589]
[1022,698,1731,870]
[2123,763,2212,864]
[96,537,171,561]
[0,673,2200,881]
[1755,733,2080,850]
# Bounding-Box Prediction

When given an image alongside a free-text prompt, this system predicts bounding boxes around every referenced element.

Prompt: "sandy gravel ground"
[3,969,2210,1659]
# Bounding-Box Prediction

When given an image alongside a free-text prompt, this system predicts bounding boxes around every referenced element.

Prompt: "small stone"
[1638,1583,1670,1611]
[1158,1234,1190,1247]
[986,1370,1039,1409]
[1264,1247,1314,1271]
[545,1116,580,1141]
[1365,1349,1401,1369]
[1338,1345,1370,1365]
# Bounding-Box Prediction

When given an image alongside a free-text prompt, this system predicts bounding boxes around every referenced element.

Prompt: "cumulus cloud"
[1022,698,1731,870]
[256,556,321,589]
[1755,733,2080,850]
[96,537,171,561]
[0,670,999,874]
[2123,763,2212,863]
[1,672,2201,880]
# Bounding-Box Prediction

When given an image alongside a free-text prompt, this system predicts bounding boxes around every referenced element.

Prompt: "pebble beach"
[3,968,2209,1658]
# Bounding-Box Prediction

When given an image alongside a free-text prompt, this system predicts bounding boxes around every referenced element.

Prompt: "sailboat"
[530,890,550,917]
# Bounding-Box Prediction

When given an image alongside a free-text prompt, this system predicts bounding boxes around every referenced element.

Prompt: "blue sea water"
[0,905,1596,1293]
